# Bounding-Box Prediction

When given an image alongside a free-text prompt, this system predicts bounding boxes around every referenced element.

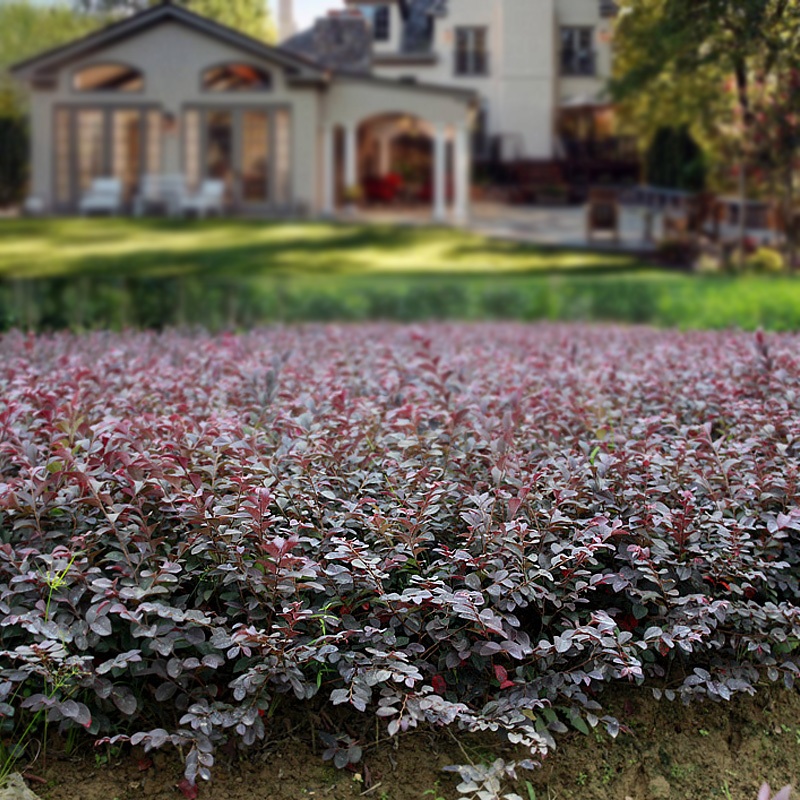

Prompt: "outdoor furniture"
[133,174,189,217]
[23,196,45,216]
[79,178,123,216]
[179,180,225,218]
[586,187,620,243]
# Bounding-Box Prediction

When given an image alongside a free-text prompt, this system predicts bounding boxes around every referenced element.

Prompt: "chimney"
[278,0,297,42]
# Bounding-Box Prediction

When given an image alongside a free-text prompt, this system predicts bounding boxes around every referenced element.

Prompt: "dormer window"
[374,6,391,41]
[360,5,391,42]
[73,63,143,92]
[202,64,272,92]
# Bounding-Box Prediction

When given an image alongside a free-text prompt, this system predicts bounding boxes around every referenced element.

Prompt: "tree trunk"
[785,163,796,270]
[738,162,747,270]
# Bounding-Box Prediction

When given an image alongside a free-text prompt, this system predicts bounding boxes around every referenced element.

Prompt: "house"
[10,1,476,221]
[284,0,621,165]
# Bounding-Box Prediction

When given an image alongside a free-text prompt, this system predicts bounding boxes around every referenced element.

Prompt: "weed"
[423,783,447,800]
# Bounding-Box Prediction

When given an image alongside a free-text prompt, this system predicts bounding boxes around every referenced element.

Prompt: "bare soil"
[21,687,800,800]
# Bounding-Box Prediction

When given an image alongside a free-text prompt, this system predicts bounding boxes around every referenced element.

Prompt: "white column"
[344,123,358,191]
[323,123,336,215]
[453,123,471,225]
[433,124,447,223]
[379,134,392,175]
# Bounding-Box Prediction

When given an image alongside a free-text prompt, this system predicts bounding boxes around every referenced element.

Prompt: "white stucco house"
[10,0,625,221]
[322,0,618,164]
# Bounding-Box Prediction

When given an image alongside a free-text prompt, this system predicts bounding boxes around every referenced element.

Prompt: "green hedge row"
[1,272,799,331]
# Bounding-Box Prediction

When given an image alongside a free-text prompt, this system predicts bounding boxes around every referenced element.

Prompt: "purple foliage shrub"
[1,324,799,787]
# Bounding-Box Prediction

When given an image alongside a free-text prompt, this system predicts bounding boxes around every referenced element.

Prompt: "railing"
[560,137,639,162]
[560,50,597,77]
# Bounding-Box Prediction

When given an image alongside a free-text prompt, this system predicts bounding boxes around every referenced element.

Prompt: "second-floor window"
[361,5,391,42]
[373,6,391,42]
[561,27,596,76]
[455,27,489,76]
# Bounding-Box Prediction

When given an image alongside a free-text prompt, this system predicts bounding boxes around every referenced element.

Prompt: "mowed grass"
[2,218,800,331]
[0,218,641,278]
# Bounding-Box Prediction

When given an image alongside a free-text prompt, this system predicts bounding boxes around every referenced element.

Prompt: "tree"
[614,0,800,163]
[645,126,707,192]
[613,0,800,260]
[74,0,275,42]
[0,2,101,205]
[750,70,800,264]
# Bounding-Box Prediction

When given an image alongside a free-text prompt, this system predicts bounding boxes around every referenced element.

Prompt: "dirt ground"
[19,687,800,800]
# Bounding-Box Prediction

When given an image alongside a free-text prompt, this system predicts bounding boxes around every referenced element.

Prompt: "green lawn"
[1,218,800,331]
[0,218,640,278]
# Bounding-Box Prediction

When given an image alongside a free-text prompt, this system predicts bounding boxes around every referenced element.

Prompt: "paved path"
[352,202,780,255]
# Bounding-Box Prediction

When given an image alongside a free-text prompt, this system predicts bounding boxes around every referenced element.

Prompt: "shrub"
[0,116,28,207]
[1,325,800,790]
[645,126,707,193]
[744,247,786,275]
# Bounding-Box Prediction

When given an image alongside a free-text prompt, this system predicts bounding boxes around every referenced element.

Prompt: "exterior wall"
[369,0,557,161]
[27,20,322,212]
[370,2,404,56]
[357,0,617,161]
[30,91,54,212]
[556,0,614,104]
[323,78,470,129]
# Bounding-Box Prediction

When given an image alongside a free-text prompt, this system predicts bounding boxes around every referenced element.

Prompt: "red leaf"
[500,680,515,690]
[431,674,446,694]
[493,664,508,683]
[137,757,153,772]
[177,778,199,800]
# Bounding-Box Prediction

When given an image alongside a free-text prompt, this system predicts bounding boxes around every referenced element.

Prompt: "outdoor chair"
[78,178,123,216]
[586,187,620,243]
[179,180,226,219]
[133,174,189,218]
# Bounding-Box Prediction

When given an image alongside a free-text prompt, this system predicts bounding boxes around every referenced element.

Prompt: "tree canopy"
[73,0,275,41]
[612,0,800,183]
[0,2,101,117]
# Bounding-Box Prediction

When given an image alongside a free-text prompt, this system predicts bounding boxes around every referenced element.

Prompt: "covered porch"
[320,76,476,224]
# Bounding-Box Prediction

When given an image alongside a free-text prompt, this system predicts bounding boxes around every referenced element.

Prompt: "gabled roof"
[10,1,323,80]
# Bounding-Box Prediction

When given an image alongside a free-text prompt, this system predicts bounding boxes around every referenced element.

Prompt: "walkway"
[349,202,780,255]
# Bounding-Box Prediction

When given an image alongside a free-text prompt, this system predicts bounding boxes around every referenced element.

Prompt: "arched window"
[73,63,144,92]
[202,63,272,92]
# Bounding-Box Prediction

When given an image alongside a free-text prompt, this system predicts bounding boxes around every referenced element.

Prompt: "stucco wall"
[370,0,556,161]
[556,0,614,104]
[323,78,471,129]
[27,20,322,212]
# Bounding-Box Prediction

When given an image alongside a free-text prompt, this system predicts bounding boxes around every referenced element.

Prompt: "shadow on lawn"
[0,219,641,279]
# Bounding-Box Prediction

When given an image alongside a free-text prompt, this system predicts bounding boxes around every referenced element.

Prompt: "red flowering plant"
[1,325,800,794]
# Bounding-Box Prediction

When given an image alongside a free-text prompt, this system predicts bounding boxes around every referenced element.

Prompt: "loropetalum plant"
[1,325,800,792]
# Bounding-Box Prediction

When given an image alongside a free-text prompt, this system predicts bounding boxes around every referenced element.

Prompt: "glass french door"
[183,107,291,210]
[54,106,161,210]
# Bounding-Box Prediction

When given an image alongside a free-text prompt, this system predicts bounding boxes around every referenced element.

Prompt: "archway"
[356,113,442,210]
[321,79,474,223]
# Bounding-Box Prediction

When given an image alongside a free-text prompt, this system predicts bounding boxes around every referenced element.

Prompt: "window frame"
[560,26,597,77]
[71,62,145,94]
[454,27,489,77]
[201,63,274,93]
[373,5,391,42]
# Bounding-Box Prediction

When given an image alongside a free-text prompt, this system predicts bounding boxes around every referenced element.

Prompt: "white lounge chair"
[179,180,226,219]
[133,174,189,218]
[79,178,123,216]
